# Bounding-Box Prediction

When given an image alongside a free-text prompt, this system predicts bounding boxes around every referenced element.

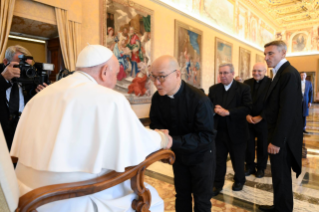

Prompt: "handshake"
[155,129,173,150]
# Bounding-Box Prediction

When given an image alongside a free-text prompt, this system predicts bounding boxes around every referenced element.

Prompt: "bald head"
[252,62,267,81]
[151,55,181,96]
[152,55,180,74]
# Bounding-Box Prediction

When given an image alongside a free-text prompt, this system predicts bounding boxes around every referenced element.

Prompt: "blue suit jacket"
[302,80,313,116]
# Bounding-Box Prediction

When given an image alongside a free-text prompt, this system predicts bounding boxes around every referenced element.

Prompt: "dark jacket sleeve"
[149,94,166,130]
[171,97,215,152]
[0,70,12,92]
[309,82,313,104]
[271,71,300,147]
[228,85,252,118]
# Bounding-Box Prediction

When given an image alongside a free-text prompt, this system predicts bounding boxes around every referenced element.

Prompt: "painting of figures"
[202,0,234,33]
[103,0,154,104]
[238,47,251,81]
[292,33,308,52]
[215,38,233,83]
[236,3,248,39]
[175,20,202,88]
[260,25,274,46]
[256,54,264,63]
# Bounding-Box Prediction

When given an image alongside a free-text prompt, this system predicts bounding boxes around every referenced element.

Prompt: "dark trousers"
[214,130,246,188]
[303,116,307,130]
[245,124,268,170]
[270,143,293,212]
[173,146,215,212]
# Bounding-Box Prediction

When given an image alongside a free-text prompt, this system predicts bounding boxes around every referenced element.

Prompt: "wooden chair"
[0,126,175,212]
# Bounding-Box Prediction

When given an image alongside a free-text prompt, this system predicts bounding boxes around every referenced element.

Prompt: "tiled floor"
[144,104,319,211]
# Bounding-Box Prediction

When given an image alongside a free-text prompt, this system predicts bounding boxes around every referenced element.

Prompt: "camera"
[11,54,54,85]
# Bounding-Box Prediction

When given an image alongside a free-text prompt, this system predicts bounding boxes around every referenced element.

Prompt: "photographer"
[0,45,47,151]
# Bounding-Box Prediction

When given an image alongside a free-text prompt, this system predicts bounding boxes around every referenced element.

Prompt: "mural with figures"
[276,26,319,53]
[103,0,154,104]
[175,20,202,88]
[160,0,276,49]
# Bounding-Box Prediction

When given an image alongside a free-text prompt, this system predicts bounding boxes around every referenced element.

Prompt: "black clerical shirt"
[149,81,215,155]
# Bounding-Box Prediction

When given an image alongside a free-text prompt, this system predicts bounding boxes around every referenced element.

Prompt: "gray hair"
[264,40,287,52]
[219,63,234,73]
[5,45,32,62]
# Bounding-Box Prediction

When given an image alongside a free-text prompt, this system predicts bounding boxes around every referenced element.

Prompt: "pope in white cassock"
[10,45,172,212]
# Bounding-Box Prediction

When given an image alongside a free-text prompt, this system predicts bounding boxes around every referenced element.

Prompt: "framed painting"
[238,47,251,80]
[215,37,232,83]
[256,54,264,63]
[174,20,202,88]
[101,0,154,104]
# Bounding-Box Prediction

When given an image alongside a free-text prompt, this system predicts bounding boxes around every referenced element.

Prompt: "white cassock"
[10,71,167,212]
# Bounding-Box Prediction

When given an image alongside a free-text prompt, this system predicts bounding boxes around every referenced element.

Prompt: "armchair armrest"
[16,149,175,212]
[11,156,18,164]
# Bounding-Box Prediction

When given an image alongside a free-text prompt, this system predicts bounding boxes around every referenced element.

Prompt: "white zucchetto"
[76,44,113,68]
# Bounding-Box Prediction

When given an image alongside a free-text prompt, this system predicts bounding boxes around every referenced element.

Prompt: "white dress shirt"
[271,58,288,80]
[224,79,234,91]
[301,79,305,96]
[5,82,25,113]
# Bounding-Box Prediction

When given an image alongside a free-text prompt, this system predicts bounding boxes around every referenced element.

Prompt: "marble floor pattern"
[144,104,319,211]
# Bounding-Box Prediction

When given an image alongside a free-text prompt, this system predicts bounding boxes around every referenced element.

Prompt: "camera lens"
[26,68,36,78]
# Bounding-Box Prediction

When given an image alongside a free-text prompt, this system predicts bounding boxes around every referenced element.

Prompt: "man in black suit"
[0,45,46,151]
[244,63,271,178]
[259,41,303,212]
[150,55,215,212]
[208,63,252,195]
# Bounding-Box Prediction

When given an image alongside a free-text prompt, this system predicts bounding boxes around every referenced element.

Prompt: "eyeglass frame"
[149,70,177,83]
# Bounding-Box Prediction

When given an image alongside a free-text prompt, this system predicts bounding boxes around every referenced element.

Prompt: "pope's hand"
[268,143,280,154]
[1,62,20,80]
[161,129,173,149]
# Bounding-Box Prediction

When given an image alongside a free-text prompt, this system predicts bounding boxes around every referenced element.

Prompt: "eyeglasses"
[219,72,231,75]
[149,70,176,83]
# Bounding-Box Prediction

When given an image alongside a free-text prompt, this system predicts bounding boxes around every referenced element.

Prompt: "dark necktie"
[9,83,20,114]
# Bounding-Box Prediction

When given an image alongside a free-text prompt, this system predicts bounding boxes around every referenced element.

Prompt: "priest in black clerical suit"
[244,63,271,178]
[259,41,303,212]
[208,63,252,195]
[149,55,215,212]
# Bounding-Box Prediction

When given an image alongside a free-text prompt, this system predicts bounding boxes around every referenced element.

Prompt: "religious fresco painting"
[215,38,233,83]
[202,0,234,33]
[102,0,154,104]
[238,47,251,81]
[161,0,275,48]
[236,3,248,39]
[175,20,202,88]
[291,33,308,52]
[277,27,318,53]
[256,54,264,63]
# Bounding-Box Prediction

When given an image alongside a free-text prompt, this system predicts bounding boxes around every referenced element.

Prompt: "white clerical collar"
[168,81,182,99]
[77,71,98,84]
[224,80,233,91]
[272,58,287,78]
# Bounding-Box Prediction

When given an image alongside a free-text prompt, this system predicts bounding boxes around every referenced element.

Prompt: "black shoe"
[232,182,244,191]
[212,187,222,196]
[245,167,256,176]
[258,205,275,211]
[255,169,264,178]
[303,130,309,134]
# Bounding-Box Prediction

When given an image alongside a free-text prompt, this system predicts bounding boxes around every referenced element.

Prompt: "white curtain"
[0,0,15,62]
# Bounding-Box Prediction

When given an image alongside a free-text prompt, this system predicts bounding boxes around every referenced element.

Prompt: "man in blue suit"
[300,71,313,133]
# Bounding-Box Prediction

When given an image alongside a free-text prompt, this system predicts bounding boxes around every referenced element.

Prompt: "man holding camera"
[0,45,46,151]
